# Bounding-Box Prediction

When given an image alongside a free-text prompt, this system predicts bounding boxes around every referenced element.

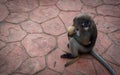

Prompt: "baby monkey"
[61,14,116,75]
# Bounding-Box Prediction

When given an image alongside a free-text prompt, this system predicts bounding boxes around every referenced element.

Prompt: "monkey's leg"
[61,38,79,59]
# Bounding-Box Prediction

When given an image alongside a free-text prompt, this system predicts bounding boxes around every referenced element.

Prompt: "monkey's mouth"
[84,27,89,31]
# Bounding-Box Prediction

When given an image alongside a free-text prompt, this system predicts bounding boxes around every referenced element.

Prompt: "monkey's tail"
[90,50,116,75]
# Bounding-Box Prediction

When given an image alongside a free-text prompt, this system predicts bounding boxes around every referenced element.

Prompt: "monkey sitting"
[61,14,116,75]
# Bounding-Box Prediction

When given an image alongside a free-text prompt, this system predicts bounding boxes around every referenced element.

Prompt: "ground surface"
[0,0,120,75]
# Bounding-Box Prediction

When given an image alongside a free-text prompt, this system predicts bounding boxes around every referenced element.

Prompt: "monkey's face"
[73,17,91,31]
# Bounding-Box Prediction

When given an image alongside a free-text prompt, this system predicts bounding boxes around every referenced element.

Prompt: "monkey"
[61,14,116,75]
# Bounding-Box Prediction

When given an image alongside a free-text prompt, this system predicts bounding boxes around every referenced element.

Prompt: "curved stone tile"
[103,0,120,4]
[58,33,69,52]
[57,0,83,11]
[97,5,120,17]
[108,30,120,45]
[0,41,6,49]
[0,23,26,42]
[41,17,66,35]
[22,34,56,57]
[21,20,42,33]
[47,48,68,73]
[63,58,95,75]
[81,0,103,7]
[40,0,58,5]
[30,6,59,23]
[17,57,46,74]
[6,0,39,12]
[103,45,120,65]
[5,13,28,23]
[37,69,60,75]
[59,11,79,28]
[0,4,9,21]
[94,31,112,55]
[0,42,28,74]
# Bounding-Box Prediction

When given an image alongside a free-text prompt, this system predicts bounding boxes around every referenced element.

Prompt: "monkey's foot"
[61,53,76,59]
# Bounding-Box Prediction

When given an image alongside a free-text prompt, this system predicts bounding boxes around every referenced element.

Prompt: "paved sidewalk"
[0,0,120,75]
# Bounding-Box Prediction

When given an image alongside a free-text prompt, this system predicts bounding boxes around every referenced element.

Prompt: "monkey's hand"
[67,26,75,36]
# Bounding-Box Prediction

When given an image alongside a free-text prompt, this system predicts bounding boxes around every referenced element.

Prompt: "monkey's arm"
[88,26,97,50]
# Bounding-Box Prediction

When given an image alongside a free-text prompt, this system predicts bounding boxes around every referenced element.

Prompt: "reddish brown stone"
[47,48,68,73]
[57,0,83,11]
[21,20,42,33]
[0,0,7,3]
[41,17,66,35]
[97,5,120,17]
[0,23,26,42]
[63,59,95,75]
[104,17,120,29]
[94,31,112,54]
[103,0,120,4]
[30,6,59,23]
[0,4,9,21]
[5,13,28,23]
[94,16,118,33]
[81,0,103,7]
[103,45,120,65]
[12,73,31,75]
[93,59,110,75]
[59,11,79,28]
[108,30,120,45]
[58,33,69,52]
[17,57,46,74]
[0,42,28,74]
[37,69,60,75]
[81,6,96,14]
[0,41,6,49]
[6,0,39,12]
[40,0,58,5]
[22,34,56,57]
[109,63,120,75]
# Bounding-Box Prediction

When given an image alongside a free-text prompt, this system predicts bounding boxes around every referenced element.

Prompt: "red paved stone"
[104,17,120,29]
[6,0,39,12]
[30,6,59,23]
[0,41,6,49]
[59,11,79,28]
[0,0,7,3]
[5,13,28,23]
[94,16,118,33]
[0,23,26,42]
[0,42,28,74]
[58,33,69,52]
[22,34,56,57]
[103,0,120,4]
[40,0,58,5]
[81,6,96,14]
[63,59,95,75]
[93,59,110,75]
[0,4,9,21]
[108,30,120,45]
[81,0,103,7]
[94,31,112,54]
[41,17,66,35]
[103,45,120,65]
[109,63,120,75]
[37,69,61,75]
[21,20,42,33]
[97,5,120,17]
[47,48,68,73]
[57,0,83,11]
[12,73,31,75]
[17,56,46,74]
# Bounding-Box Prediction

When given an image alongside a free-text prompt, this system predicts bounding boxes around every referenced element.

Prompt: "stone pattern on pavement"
[0,0,120,75]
